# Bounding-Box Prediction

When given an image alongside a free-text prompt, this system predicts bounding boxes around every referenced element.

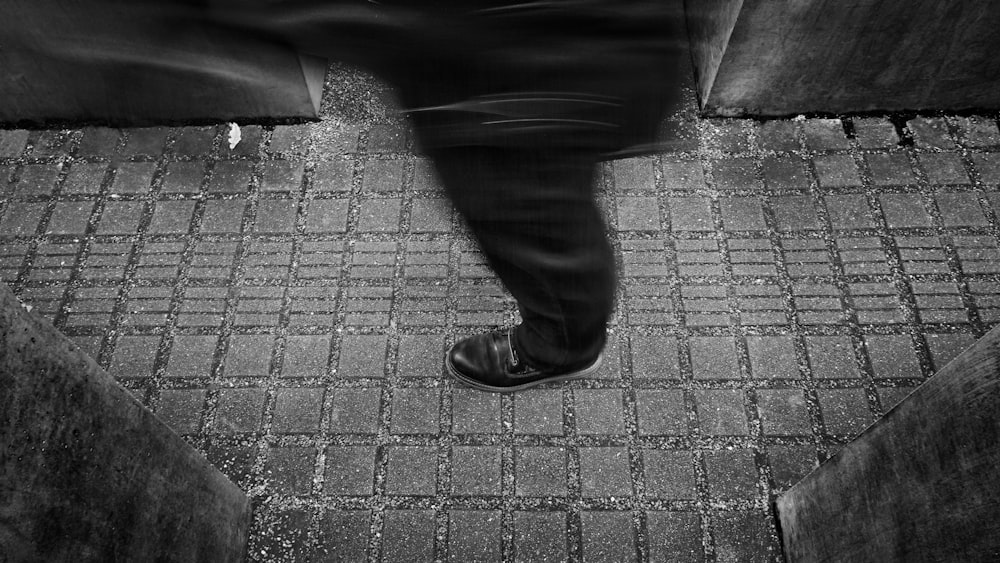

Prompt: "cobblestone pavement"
[3,67,1000,562]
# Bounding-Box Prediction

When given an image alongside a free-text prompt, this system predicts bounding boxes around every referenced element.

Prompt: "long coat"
[219,0,687,155]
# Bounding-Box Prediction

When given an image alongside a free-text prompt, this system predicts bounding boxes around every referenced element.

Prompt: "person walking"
[217,0,685,391]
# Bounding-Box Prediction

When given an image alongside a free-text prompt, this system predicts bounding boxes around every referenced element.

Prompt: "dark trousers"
[418,142,615,369]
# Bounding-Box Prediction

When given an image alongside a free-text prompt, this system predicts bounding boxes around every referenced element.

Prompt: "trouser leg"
[423,145,615,369]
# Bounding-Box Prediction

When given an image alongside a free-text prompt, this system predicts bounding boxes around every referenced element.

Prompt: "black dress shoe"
[445,328,603,392]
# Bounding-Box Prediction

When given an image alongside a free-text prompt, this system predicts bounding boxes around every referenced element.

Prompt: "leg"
[423,144,615,389]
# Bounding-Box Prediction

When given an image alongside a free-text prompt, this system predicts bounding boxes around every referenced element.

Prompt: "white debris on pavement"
[227,122,241,149]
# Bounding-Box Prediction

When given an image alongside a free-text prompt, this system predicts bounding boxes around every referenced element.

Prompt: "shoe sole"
[445,351,604,393]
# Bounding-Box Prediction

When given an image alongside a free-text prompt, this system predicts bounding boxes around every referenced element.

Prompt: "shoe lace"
[507,328,521,369]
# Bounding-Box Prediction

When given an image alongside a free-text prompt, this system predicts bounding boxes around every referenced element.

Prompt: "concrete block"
[0,283,250,562]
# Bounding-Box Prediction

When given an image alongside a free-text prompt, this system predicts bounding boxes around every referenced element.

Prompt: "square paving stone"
[514,389,564,435]
[311,160,354,192]
[451,389,502,434]
[579,447,632,498]
[591,336,623,380]
[695,390,748,436]
[705,120,751,152]
[689,337,740,380]
[264,446,316,495]
[661,158,706,190]
[362,159,404,192]
[955,117,1000,147]
[711,159,758,190]
[921,153,971,185]
[410,197,452,232]
[646,512,704,563]
[762,156,810,189]
[123,127,169,156]
[148,200,195,234]
[771,196,821,231]
[635,390,687,436]
[864,335,921,379]
[879,193,932,227]
[329,388,381,434]
[282,335,331,377]
[630,335,680,379]
[909,117,955,150]
[0,129,29,157]
[254,199,298,233]
[719,197,767,230]
[412,159,443,190]
[704,449,759,501]
[0,203,45,235]
[155,389,205,434]
[617,196,661,231]
[746,336,800,379]
[173,126,216,156]
[390,388,440,435]
[767,445,818,491]
[367,124,408,153]
[514,512,567,563]
[756,389,812,435]
[867,153,916,185]
[214,388,266,434]
[200,199,246,233]
[96,201,144,234]
[160,161,206,193]
[397,334,444,377]
[33,131,76,157]
[803,118,850,150]
[878,386,917,410]
[924,332,975,371]
[381,510,436,563]
[323,446,376,495]
[208,161,252,193]
[337,334,388,378]
[448,510,502,563]
[614,157,656,191]
[108,335,160,379]
[516,447,567,497]
[643,450,696,499]
[853,118,899,148]
[754,121,800,152]
[272,387,324,434]
[357,198,402,232]
[818,388,875,436]
[824,194,873,229]
[63,163,108,194]
[806,336,861,379]
[813,155,861,187]
[451,446,501,496]
[15,164,62,197]
[261,160,305,192]
[111,162,156,194]
[165,334,218,377]
[935,192,988,226]
[270,124,311,156]
[668,197,714,231]
[224,334,274,377]
[712,510,779,563]
[386,446,438,496]
[573,389,625,435]
[581,511,638,563]
[316,510,371,563]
